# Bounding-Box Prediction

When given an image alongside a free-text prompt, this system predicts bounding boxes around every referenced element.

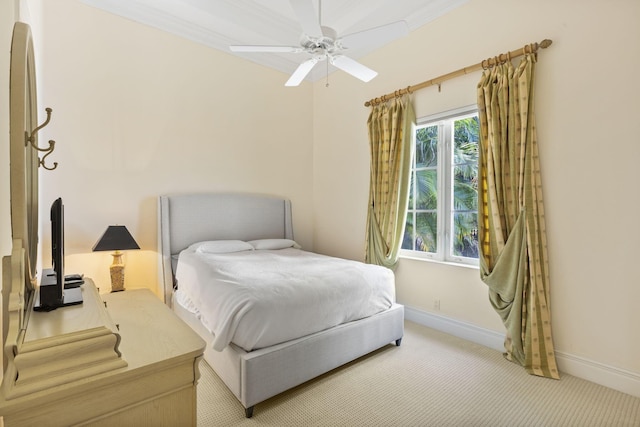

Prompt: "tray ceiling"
[81,0,469,83]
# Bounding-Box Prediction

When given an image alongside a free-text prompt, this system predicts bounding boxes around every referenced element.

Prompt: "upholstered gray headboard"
[157,193,294,305]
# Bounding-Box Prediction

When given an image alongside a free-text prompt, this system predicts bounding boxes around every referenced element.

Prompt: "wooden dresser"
[0,280,205,426]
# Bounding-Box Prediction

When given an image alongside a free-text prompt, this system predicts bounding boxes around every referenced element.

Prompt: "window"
[401,106,479,265]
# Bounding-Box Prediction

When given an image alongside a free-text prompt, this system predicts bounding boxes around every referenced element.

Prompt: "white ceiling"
[81,0,469,83]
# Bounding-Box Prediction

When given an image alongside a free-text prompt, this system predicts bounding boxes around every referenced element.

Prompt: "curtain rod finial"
[540,39,552,48]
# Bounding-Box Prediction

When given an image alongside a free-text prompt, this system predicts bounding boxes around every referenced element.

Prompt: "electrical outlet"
[433,299,440,311]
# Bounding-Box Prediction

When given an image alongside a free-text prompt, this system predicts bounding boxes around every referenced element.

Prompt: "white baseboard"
[554,350,640,398]
[404,305,640,399]
[404,306,505,352]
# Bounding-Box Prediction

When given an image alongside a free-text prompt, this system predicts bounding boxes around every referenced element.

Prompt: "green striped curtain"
[365,95,414,269]
[477,54,559,379]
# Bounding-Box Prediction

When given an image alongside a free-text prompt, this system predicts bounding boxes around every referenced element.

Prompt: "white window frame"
[400,105,479,267]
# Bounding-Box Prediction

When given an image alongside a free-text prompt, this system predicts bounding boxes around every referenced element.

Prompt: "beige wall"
[31,0,315,295]
[313,0,640,380]
[1,3,17,260]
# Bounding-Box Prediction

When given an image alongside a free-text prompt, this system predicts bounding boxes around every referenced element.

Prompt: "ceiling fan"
[229,0,409,86]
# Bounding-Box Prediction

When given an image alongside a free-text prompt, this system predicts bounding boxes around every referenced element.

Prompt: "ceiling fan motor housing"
[300,26,342,55]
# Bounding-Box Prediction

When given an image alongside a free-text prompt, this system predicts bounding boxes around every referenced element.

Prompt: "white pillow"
[190,240,254,254]
[248,239,301,250]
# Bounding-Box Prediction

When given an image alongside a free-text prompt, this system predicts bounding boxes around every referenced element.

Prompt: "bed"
[158,193,404,417]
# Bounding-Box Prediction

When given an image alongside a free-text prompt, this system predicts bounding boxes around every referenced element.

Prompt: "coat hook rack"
[25,107,58,170]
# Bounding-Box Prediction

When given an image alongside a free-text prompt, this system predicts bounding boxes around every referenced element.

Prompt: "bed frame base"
[243,335,401,418]
[174,299,404,417]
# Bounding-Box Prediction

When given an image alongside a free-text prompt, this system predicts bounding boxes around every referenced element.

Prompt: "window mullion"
[437,122,447,261]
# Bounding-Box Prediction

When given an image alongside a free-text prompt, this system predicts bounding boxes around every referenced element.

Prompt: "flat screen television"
[35,197,82,311]
[51,196,64,300]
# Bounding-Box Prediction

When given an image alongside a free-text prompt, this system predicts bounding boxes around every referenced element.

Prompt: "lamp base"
[110,252,126,292]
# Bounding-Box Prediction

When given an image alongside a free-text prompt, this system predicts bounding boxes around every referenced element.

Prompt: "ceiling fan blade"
[285,57,320,87]
[330,55,378,82]
[339,21,409,50]
[230,45,302,53]
[289,0,322,37]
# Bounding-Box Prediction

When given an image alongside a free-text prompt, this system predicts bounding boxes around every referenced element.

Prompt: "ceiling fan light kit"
[230,0,408,86]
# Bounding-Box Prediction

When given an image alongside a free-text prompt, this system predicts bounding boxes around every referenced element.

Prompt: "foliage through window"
[401,106,479,265]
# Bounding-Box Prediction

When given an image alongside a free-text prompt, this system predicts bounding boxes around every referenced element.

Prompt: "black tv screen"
[35,197,82,311]
[50,197,64,302]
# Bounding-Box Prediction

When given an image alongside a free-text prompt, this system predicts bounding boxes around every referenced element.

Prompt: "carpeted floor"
[197,321,640,426]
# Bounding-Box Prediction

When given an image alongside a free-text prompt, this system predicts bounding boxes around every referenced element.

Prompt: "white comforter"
[175,247,395,352]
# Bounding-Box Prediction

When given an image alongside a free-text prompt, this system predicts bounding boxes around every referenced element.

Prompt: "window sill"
[398,254,479,270]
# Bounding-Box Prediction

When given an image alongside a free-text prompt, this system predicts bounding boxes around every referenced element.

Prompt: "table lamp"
[93,225,140,292]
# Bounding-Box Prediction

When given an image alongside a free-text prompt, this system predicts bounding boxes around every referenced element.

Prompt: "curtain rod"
[364,39,552,107]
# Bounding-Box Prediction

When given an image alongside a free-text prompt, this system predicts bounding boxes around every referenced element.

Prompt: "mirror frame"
[2,21,40,382]
[9,21,39,290]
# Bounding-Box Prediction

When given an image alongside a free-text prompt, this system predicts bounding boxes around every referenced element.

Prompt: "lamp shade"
[92,225,140,252]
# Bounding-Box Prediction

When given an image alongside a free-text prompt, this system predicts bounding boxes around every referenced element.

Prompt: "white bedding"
[175,247,395,352]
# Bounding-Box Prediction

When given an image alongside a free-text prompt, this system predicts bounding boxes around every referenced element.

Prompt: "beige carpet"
[197,321,640,426]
